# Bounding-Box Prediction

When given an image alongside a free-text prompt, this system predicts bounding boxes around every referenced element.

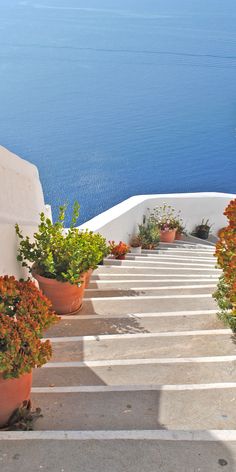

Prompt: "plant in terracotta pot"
[109,241,130,260]
[0,275,59,428]
[195,219,213,240]
[149,203,182,243]
[15,202,109,314]
[174,221,186,240]
[129,235,142,254]
[138,219,160,249]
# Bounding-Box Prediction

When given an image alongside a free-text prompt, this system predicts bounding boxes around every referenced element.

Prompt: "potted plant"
[0,275,59,428]
[174,222,186,240]
[129,235,142,254]
[83,231,110,288]
[15,202,109,314]
[195,219,213,240]
[149,203,182,243]
[138,218,160,249]
[109,241,130,260]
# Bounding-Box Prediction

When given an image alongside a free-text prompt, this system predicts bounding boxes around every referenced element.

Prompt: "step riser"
[127,256,215,263]
[95,267,220,275]
[84,286,216,298]
[88,280,218,289]
[104,260,216,268]
[50,333,234,362]
[32,387,236,430]
[45,313,223,337]
[91,274,220,281]
[33,360,236,387]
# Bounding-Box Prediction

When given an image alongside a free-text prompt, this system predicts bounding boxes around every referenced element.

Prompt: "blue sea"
[1,0,236,224]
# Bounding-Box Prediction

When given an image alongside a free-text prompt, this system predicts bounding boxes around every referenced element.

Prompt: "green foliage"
[15,202,109,285]
[213,275,236,332]
[0,276,59,379]
[138,219,160,249]
[196,218,213,230]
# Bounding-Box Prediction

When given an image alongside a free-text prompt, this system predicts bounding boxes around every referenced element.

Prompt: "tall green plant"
[15,202,109,285]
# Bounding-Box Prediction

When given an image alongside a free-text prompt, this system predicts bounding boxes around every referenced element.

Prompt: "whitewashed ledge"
[79,192,235,243]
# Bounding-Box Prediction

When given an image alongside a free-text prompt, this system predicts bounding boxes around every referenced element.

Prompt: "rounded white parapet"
[79,192,236,243]
[0,146,45,277]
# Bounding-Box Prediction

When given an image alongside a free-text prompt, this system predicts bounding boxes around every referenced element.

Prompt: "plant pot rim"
[32,267,86,287]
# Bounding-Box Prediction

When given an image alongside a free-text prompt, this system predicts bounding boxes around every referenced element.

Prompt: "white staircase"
[1,241,236,471]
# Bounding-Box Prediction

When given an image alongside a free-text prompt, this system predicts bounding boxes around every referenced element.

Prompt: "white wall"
[0,146,45,278]
[80,192,235,243]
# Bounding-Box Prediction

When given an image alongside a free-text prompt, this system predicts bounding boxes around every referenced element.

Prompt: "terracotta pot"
[33,271,86,315]
[160,229,176,243]
[175,232,182,240]
[0,372,32,428]
[85,268,93,289]
[116,255,126,260]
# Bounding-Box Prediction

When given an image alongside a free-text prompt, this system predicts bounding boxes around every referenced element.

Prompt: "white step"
[0,431,235,472]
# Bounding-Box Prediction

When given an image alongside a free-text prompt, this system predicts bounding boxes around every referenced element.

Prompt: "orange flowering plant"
[213,199,236,331]
[109,241,130,258]
[0,276,59,378]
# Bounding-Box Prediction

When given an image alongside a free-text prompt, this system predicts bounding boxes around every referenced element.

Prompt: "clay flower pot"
[0,372,32,428]
[85,268,94,289]
[33,271,86,315]
[175,232,183,240]
[116,255,126,260]
[160,229,176,243]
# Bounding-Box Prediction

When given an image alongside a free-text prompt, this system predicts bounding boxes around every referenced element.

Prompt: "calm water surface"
[0,0,236,223]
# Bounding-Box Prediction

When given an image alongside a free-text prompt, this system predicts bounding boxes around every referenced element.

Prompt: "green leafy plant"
[138,219,160,249]
[0,276,59,379]
[213,275,236,332]
[196,218,213,231]
[15,202,109,285]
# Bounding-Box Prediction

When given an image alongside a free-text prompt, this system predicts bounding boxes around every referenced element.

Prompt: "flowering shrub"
[0,276,59,378]
[149,203,183,231]
[213,199,236,331]
[109,241,130,258]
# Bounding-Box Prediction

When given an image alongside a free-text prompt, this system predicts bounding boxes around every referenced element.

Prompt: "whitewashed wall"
[0,146,45,278]
[80,193,235,243]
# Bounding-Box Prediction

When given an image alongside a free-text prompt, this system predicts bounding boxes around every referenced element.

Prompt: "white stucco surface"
[0,146,45,277]
[80,193,235,243]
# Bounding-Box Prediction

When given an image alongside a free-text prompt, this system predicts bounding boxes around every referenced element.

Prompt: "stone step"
[31,384,236,430]
[95,265,221,275]
[143,247,215,255]
[127,253,215,262]
[45,311,223,338]
[73,294,217,316]
[104,258,216,268]
[91,273,220,281]
[88,279,218,289]
[84,285,216,298]
[158,241,215,249]
[47,331,233,363]
[33,355,236,387]
[1,431,235,472]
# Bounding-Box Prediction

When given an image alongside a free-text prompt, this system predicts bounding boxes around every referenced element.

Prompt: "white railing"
[79,192,235,243]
